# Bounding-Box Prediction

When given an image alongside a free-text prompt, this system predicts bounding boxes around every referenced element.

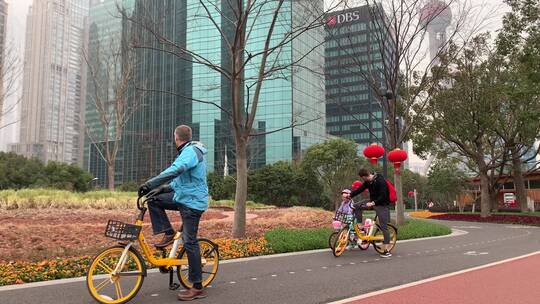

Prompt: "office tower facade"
[11,0,89,165]
[325,6,388,149]
[118,0,326,184]
[84,0,135,187]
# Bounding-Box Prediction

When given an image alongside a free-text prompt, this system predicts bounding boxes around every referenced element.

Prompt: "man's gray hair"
[175,125,192,142]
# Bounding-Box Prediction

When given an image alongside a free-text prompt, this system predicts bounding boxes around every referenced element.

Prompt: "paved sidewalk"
[344,252,540,304]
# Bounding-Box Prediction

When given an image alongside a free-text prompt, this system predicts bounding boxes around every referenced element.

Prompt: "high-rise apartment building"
[11,0,89,165]
[0,0,7,129]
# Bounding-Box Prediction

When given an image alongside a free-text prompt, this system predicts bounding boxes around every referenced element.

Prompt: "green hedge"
[264,228,333,253]
[397,219,452,240]
[264,220,451,253]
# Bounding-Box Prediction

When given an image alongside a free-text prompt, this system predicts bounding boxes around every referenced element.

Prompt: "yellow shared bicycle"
[332,211,397,257]
[86,194,219,304]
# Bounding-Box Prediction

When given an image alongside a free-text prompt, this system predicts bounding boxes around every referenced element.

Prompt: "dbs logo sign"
[326,11,361,26]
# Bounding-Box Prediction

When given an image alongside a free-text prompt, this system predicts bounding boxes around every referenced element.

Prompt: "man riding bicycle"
[138,125,208,301]
[350,168,392,258]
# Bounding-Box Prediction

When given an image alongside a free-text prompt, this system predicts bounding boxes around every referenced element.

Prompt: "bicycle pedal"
[169,283,181,290]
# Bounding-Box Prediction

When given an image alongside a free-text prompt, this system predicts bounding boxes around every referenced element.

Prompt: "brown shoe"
[177,288,206,301]
[154,233,175,248]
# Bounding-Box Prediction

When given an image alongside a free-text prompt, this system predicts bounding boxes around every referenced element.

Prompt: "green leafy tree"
[38,162,93,192]
[248,161,300,206]
[495,0,540,212]
[0,152,44,189]
[426,160,468,209]
[301,139,365,210]
[207,172,236,201]
[412,35,507,217]
[0,152,93,191]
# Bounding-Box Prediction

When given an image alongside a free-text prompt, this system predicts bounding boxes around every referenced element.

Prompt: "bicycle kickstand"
[169,269,180,290]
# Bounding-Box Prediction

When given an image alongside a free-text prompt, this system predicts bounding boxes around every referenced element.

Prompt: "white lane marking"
[230,281,236,284]
[151,294,159,297]
[289,271,295,274]
[464,251,489,256]
[328,251,540,304]
[271,274,277,277]
[251,278,257,281]
[0,228,471,291]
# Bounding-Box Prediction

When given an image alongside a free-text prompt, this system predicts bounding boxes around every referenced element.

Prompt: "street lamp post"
[379,89,393,178]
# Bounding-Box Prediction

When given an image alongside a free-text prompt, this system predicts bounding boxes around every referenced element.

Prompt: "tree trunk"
[233,138,248,238]
[489,188,499,212]
[479,172,491,218]
[107,163,115,191]
[394,171,405,226]
[511,146,528,212]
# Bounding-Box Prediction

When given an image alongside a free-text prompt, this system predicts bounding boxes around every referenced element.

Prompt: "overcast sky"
[0,0,510,151]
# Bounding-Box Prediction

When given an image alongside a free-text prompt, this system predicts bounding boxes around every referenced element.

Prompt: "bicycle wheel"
[86,246,145,304]
[372,224,398,254]
[332,227,349,257]
[177,238,220,289]
[328,231,339,250]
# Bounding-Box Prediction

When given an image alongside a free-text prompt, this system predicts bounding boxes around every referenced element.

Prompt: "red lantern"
[407,191,415,197]
[388,148,408,173]
[363,143,385,165]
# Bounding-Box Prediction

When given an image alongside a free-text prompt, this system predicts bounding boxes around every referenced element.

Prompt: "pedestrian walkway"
[340,252,540,304]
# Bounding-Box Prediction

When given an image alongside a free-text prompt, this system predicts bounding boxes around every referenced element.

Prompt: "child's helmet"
[332,220,342,230]
[341,189,351,194]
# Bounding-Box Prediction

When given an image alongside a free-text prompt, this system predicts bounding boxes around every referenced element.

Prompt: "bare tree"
[0,44,23,131]
[83,18,139,191]
[121,0,345,238]
[324,0,496,225]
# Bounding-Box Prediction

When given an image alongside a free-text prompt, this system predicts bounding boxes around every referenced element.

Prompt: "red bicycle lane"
[338,251,540,304]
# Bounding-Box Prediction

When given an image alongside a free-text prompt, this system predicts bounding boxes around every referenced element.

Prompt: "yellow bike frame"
[133,219,188,269]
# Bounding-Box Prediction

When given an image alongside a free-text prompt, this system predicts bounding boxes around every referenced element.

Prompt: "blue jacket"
[145,142,209,211]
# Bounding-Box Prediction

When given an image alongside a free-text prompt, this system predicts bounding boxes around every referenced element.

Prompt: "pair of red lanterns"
[363,143,408,172]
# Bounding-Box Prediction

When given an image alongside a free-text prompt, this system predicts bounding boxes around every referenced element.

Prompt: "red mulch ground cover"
[429,213,540,226]
[0,207,332,262]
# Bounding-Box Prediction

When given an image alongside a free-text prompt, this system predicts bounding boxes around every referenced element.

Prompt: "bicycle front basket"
[104,220,141,241]
[333,211,353,224]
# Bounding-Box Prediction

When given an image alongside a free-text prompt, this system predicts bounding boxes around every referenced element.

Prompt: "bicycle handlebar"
[137,191,158,210]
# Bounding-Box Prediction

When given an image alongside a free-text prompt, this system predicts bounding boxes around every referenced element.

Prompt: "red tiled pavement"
[346,253,540,304]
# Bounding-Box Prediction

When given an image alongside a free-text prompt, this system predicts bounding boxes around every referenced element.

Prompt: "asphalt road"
[1,220,539,304]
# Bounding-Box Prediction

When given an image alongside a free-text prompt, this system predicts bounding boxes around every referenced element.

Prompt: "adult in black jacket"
[350,168,392,258]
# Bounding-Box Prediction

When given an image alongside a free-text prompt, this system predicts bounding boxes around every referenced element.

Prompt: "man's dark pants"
[148,192,204,285]
[374,205,391,244]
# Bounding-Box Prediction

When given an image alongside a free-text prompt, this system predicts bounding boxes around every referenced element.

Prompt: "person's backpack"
[386,179,397,204]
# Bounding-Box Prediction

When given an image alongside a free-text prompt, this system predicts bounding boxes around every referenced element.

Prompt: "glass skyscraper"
[325,5,389,149]
[111,0,326,184]
[84,0,135,187]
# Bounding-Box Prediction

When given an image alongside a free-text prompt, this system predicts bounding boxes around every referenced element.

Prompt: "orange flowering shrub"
[214,237,273,259]
[409,210,446,219]
[0,256,92,286]
[0,238,273,286]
